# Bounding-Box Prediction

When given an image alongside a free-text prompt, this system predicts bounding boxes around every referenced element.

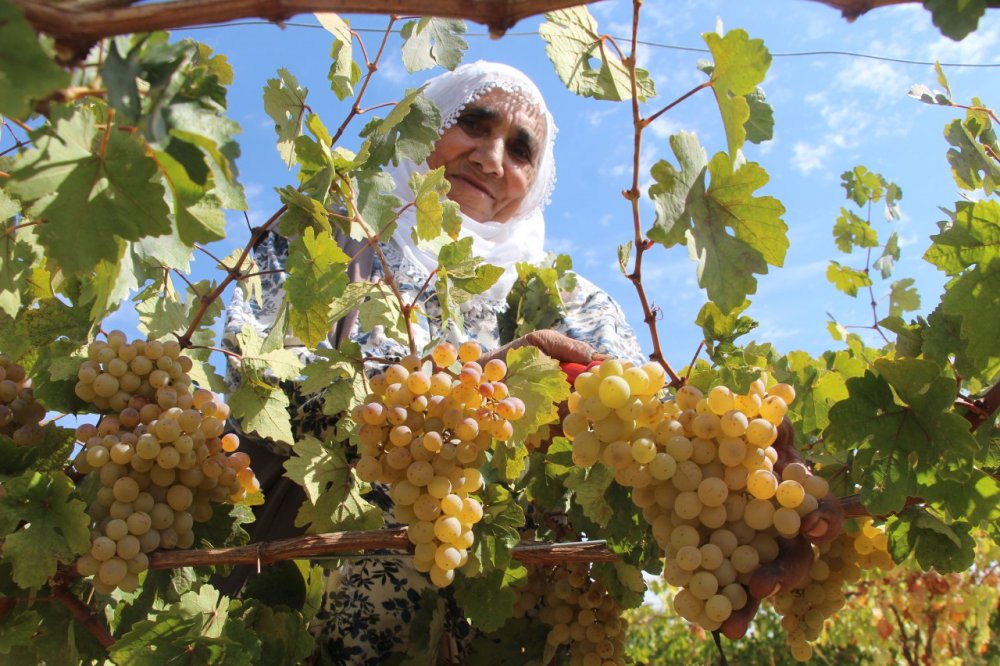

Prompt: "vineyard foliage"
[0,0,998,662]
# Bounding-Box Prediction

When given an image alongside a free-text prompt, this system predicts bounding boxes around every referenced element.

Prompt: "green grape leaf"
[887,508,975,572]
[165,101,245,212]
[0,471,90,589]
[923,0,986,40]
[434,237,504,332]
[775,350,849,437]
[400,18,468,73]
[228,382,294,445]
[908,83,953,107]
[0,1,71,119]
[873,231,900,279]
[0,221,36,318]
[472,484,524,573]
[825,362,979,513]
[832,209,878,254]
[360,88,441,167]
[465,616,548,665]
[191,502,254,551]
[398,589,446,666]
[919,467,1000,528]
[277,186,333,239]
[357,285,408,346]
[264,69,309,168]
[647,132,787,313]
[0,422,75,478]
[924,200,999,374]
[316,13,359,100]
[353,170,403,241]
[154,138,228,246]
[300,343,366,418]
[82,247,143,322]
[0,608,40,655]
[110,585,259,666]
[564,463,615,527]
[137,279,221,360]
[283,436,382,534]
[617,241,632,274]
[242,603,314,666]
[498,255,575,344]
[235,321,304,387]
[841,165,885,208]
[888,277,920,318]
[825,261,871,297]
[695,300,757,361]
[539,6,655,102]
[503,346,569,444]
[453,563,527,633]
[943,114,1000,194]
[703,29,771,156]
[7,106,170,275]
[744,87,774,144]
[285,227,351,348]
[409,168,462,241]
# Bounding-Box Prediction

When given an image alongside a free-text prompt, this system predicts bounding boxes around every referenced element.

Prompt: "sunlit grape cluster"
[772,517,894,661]
[74,331,194,412]
[513,563,628,666]
[72,333,259,593]
[350,341,525,588]
[563,363,831,631]
[0,356,46,446]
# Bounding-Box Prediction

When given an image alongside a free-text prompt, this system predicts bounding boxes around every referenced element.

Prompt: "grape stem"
[175,203,287,349]
[142,528,618,570]
[623,0,682,389]
[51,583,115,649]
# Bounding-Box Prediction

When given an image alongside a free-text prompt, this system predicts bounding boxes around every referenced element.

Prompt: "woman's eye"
[458,115,485,134]
[510,143,533,164]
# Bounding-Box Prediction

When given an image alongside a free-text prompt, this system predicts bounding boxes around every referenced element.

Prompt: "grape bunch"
[512,563,628,666]
[71,334,259,593]
[771,517,894,662]
[0,356,46,447]
[74,331,193,412]
[350,341,525,588]
[562,362,832,631]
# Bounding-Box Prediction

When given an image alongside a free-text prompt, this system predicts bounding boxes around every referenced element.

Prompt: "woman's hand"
[721,417,845,639]
[480,330,602,366]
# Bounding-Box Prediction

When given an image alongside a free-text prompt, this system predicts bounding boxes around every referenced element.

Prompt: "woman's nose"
[471,137,504,176]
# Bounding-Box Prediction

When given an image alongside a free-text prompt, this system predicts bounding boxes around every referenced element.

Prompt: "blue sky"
[110,0,999,373]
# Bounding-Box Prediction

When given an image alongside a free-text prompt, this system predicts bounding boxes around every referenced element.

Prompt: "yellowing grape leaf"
[283,436,382,534]
[703,29,770,156]
[285,228,351,348]
[648,131,787,313]
[263,69,309,168]
[400,18,468,73]
[540,6,654,102]
[316,13,360,100]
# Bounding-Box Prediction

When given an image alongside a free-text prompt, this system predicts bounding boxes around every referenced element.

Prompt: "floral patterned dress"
[223,233,644,664]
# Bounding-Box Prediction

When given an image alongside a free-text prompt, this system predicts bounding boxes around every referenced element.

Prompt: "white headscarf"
[383,61,558,303]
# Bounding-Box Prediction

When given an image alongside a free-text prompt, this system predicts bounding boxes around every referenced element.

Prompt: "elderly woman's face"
[427,88,545,223]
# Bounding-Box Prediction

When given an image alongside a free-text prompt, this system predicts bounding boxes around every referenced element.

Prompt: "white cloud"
[833,59,909,105]
[926,24,1000,65]
[791,141,831,175]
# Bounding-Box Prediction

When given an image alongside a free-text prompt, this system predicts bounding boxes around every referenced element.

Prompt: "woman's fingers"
[801,492,845,543]
[719,595,761,639]
[749,535,814,601]
[481,330,597,366]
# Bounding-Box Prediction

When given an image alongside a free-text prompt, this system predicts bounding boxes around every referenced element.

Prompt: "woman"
[223,61,644,663]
